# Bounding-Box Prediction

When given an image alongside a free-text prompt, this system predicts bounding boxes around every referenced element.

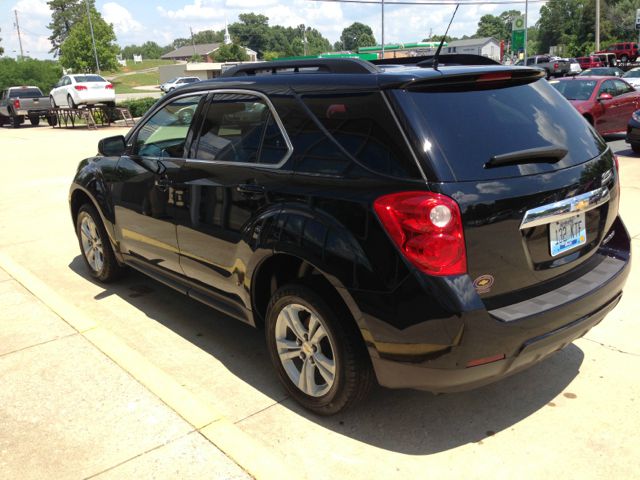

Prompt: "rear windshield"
[9,88,43,98]
[395,78,606,181]
[549,79,596,100]
[73,75,105,83]
[624,70,640,78]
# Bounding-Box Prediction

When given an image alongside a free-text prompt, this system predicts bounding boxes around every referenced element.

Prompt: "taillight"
[13,99,20,109]
[74,85,87,91]
[554,63,559,69]
[105,83,113,89]
[373,191,467,276]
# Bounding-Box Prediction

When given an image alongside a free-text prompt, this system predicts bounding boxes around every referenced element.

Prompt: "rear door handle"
[237,184,266,197]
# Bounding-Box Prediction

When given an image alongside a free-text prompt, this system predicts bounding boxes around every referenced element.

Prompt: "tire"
[47,114,57,127]
[265,284,373,415]
[11,112,23,128]
[0,115,6,126]
[105,101,116,108]
[621,55,629,63]
[50,96,57,108]
[28,115,40,127]
[67,94,77,109]
[75,204,125,282]
[632,143,640,154]
[545,69,551,80]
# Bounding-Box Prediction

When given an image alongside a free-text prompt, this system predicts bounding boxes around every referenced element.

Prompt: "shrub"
[0,58,63,93]
[117,97,158,117]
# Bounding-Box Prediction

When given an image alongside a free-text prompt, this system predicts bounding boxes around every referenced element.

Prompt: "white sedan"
[622,67,640,89]
[49,74,116,109]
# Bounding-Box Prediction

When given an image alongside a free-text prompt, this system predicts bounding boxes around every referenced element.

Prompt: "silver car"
[160,76,200,93]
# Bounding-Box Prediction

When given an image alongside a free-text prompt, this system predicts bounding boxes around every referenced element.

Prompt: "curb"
[0,252,292,480]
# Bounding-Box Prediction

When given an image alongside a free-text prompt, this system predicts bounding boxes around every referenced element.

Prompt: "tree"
[229,13,271,57]
[0,27,4,56]
[59,9,119,72]
[213,44,249,62]
[476,14,505,40]
[340,23,376,51]
[47,0,95,56]
[0,58,62,92]
[121,41,166,60]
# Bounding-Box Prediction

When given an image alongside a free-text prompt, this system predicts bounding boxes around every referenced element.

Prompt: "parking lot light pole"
[85,0,100,74]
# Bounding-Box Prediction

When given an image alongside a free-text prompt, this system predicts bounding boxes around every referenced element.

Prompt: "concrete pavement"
[1,124,639,479]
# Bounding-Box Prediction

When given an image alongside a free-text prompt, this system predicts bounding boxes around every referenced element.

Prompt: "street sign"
[512,30,525,51]
[636,9,640,30]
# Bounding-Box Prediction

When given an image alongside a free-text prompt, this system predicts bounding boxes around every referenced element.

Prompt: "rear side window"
[194,93,290,165]
[301,92,421,178]
[74,75,105,82]
[8,88,42,98]
[395,79,606,181]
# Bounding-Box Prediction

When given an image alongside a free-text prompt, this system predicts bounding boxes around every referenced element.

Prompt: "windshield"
[8,88,43,98]
[395,78,605,181]
[550,79,597,100]
[624,70,640,78]
[73,75,106,83]
[580,68,619,76]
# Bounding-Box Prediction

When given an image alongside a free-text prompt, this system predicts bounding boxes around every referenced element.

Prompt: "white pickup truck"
[0,86,56,128]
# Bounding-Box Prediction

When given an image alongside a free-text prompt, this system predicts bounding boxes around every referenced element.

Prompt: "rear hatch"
[390,68,620,305]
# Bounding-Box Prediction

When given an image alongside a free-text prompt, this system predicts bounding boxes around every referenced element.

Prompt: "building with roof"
[358,42,444,59]
[446,37,500,61]
[161,43,257,63]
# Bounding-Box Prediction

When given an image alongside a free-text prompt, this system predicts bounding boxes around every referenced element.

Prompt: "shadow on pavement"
[69,255,584,455]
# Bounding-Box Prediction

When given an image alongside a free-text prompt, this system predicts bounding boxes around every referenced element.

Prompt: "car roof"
[167,64,541,96]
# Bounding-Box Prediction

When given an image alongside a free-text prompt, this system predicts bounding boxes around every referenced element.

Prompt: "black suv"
[70,57,630,415]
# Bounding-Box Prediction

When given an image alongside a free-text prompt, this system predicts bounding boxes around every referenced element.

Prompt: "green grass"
[111,71,161,94]
[103,59,177,76]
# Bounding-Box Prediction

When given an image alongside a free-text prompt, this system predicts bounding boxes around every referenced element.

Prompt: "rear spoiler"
[395,68,545,91]
[371,54,501,67]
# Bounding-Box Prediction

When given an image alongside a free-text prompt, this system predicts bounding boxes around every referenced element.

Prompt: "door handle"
[154,176,172,191]
[237,184,266,197]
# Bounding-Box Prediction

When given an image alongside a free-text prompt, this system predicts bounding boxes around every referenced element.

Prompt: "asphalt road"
[1,125,638,479]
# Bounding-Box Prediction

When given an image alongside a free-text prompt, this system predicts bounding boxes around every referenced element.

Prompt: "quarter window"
[134,94,204,158]
[194,93,289,165]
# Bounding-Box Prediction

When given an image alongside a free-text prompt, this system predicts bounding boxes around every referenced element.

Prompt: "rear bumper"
[367,216,631,392]
[75,90,115,105]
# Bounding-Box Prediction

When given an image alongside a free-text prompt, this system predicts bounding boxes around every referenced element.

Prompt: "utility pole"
[381,0,385,59]
[301,24,307,56]
[84,0,100,74]
[14,10,24,59]
[190,27,197,58]
[595,0,600,51]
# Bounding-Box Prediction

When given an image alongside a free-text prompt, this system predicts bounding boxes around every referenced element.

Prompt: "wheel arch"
[250,252,367,343]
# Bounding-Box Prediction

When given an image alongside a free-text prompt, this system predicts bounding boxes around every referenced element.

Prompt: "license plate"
[91,85,102,89]
[550,212,586,257]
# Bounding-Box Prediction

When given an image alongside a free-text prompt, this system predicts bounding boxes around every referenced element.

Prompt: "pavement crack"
[582,337,640,357]
[82,432,196,480]
[233,394,290,425]
[0,332,79,358]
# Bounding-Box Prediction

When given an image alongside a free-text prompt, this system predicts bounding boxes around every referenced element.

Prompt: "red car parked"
[597,42,639,63]
[550,76,640,135]
[576,56,604,69]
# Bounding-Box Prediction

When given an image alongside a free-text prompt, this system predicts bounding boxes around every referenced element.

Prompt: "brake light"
[477,72,512,82]
[373,191,467,276]
[554,63,559,69]
[105,83,113,89]
[74,85,87,91]
[13,99,20,109]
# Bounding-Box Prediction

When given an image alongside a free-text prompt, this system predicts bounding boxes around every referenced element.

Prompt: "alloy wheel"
[274,303,336,397]
[79,213,105,273]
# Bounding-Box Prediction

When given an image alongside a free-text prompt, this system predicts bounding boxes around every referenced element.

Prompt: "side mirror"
[598,93,613,101]
[98,135,126,156]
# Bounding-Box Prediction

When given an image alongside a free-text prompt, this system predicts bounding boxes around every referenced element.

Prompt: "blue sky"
[0,0,544,59]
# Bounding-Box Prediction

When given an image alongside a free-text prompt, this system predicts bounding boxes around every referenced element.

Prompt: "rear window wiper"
[485,146,568,168]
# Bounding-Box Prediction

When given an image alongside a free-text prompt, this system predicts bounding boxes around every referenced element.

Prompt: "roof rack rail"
[371,54,501,67]
[222,58,380,77]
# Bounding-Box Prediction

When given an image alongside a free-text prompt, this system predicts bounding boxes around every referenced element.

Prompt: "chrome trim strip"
[519,186,610,230]
[184,88,294,169]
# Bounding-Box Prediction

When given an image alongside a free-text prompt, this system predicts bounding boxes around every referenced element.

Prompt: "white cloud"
[2,0,52,58]
[157,0,223,21]
[102,2,143,35]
